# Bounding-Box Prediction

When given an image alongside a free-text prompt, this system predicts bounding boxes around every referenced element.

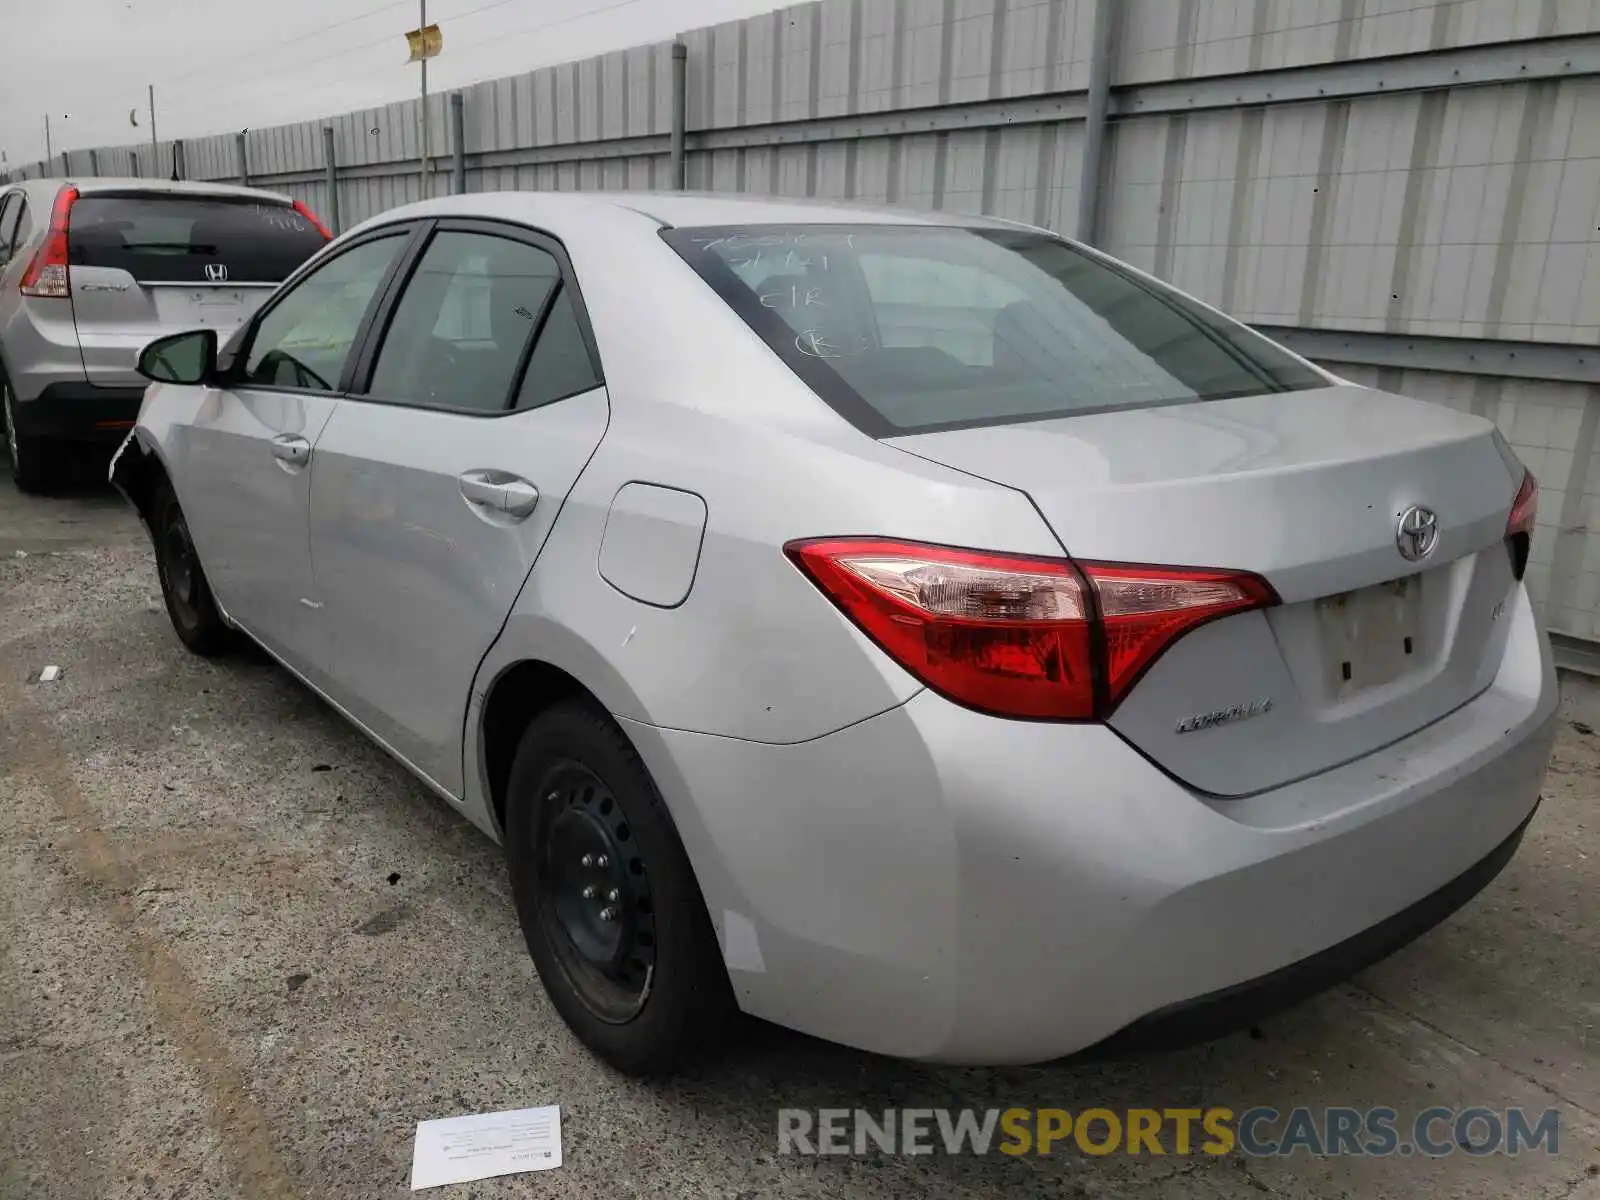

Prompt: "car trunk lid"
[887,384,1526,795]
[67,192,326,388]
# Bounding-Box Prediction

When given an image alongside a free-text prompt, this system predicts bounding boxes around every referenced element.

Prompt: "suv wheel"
[2,376,52,494]
[505,700,735,1075]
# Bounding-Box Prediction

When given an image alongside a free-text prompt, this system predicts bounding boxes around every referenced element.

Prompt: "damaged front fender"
[108,430,166,546]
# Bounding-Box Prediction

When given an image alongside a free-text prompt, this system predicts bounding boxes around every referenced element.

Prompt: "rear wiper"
[117,242,221,254]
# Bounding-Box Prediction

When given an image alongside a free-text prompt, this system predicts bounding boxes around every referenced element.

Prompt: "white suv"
[0,177,329,491]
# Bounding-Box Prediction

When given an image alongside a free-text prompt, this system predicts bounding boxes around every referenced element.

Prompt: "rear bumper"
[620,581,1559,1064]
[1085,798,1537,1055]
[9,382,146,442]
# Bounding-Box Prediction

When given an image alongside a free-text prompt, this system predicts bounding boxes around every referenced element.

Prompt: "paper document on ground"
[410,1104,562,1190]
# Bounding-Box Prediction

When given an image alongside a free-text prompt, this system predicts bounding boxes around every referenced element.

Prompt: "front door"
[307,222,609,794]
[176,230,412,680]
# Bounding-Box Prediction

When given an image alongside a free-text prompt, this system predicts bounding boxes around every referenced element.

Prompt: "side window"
[366,230,561,413]
[0,195,19,264]
[516,288,601,410]
[240,234,404,392]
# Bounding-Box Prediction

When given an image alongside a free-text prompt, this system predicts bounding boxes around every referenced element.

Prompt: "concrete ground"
[1,452,1598,1200]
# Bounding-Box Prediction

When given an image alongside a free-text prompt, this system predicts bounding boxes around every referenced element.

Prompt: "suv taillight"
[19,185,79,298]
[785,537,1277,720]
[293,199,332,240]
[1506,469,1538,580]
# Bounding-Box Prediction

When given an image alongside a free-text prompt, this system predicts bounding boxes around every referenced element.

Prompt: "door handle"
[270,434,311,468]
[500,479,539,519]
[458,470,539,521]
[458,473,505,509]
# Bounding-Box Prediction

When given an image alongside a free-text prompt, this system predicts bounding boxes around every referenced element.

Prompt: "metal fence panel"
[10,0,1598,645]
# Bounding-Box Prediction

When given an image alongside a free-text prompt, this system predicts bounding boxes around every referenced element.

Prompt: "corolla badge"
[1175,698,1273,734]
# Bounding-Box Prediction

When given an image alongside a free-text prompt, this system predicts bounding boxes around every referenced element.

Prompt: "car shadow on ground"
[5,444,120,492]
[1,448,136,556]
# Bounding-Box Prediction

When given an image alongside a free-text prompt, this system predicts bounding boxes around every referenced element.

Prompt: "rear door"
[307,220,609,795]
[67,191,328,387]
[175,228,415,683]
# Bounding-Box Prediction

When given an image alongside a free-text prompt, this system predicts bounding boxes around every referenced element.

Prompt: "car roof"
[7,177,294,204]
[351,190,1039,236]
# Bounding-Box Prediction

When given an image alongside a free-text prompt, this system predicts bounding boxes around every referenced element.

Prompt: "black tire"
[2,373,53,495]
[151,479,235,656]
[505,700,734,1075]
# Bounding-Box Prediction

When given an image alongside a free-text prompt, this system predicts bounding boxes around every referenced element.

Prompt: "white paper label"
[410,1104,562,1190]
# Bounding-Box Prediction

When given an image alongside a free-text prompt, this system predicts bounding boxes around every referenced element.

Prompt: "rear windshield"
[68,194,327,284]
[662,224,1324,436]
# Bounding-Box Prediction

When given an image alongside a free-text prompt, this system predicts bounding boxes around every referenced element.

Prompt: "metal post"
[88,149,98,177]
[129,150,141,179]
[172,140,185,182]
[236,132,249,185]
[61,151,70,176]
[419,0,430,197]
[323,126,341,236]
[450,92,466,195]
[43,114,52,163]
[1076,0,1120,244]
[669,40,687,190]
[148,84,159,162]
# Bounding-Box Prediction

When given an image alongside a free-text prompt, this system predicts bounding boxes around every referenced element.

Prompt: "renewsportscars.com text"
[777,1106,1561,1158]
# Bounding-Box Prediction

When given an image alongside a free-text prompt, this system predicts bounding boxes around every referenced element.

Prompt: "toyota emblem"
[1396,505,1439,562]
[203,262,228,283]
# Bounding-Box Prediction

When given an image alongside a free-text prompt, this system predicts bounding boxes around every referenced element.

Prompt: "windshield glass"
[663,224,1324,436]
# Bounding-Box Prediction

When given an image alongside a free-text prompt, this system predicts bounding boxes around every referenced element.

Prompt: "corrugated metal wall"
[11,0,1600,644]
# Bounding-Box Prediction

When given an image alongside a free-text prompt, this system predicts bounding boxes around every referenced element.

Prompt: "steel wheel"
[161,514,199,610]
[3,380,17,468]
[151,480,234,656]
[505,700,735,1074]
[534,760,657,1023]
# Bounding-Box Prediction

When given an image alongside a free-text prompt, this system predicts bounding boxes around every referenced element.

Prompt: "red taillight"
[292,199,332,240]
[785,538,1277,721]
[1506,469,1538,580]
[1088,562,1278,709]
[19,185,78,298]
[1507,470,1538,540]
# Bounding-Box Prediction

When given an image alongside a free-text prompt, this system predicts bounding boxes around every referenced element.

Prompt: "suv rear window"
[662,224,1324,436]
[68,194,327,284]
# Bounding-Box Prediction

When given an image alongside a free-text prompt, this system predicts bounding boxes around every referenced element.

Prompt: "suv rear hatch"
[67,191,327,387]
[889,386,1527,795]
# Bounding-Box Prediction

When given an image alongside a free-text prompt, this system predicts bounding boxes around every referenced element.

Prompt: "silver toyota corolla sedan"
[110,191,1557,1075]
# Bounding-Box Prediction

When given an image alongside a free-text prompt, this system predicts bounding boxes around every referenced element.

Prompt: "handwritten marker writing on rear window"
[410,1104,562,1190]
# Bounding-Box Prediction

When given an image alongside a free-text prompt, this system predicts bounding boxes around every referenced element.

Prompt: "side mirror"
[137,328,218,385]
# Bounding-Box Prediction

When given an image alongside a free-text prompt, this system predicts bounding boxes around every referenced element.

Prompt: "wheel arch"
[109,428,175,542]
[470,620,657,839]
[477,659,594,838]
